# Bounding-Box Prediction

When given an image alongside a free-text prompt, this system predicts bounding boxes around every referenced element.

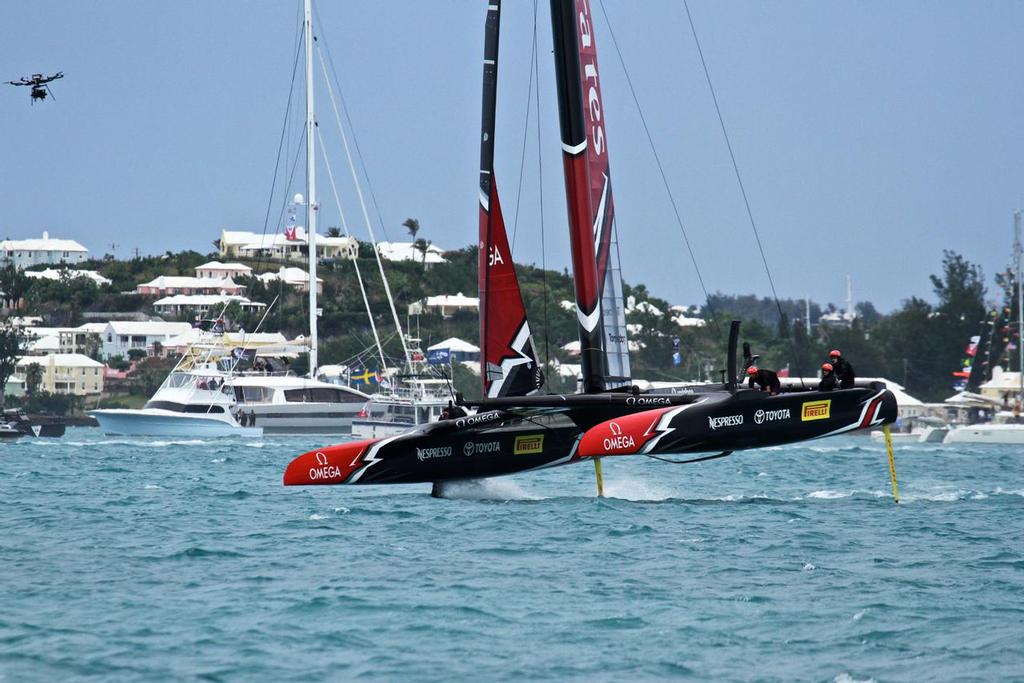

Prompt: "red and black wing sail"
[550,0,631,393]
[478,0,543,399]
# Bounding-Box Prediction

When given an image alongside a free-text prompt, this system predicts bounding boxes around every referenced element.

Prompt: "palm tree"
[402,218,420,242]
[327,227,342,238]
[413,238,432,270]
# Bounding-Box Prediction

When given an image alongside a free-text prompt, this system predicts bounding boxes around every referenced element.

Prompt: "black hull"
[283,385,897,487]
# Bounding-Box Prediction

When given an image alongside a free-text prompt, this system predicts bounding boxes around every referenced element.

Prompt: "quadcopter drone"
[6,72,64,103]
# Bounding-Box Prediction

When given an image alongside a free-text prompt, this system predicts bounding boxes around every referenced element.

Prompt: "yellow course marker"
[883,424,900,504]
[594,457,605,498]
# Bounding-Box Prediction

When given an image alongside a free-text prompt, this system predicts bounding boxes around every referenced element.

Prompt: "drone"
[6,72,64,104]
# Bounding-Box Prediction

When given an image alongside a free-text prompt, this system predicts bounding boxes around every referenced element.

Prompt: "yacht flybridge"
[283,0,898,492]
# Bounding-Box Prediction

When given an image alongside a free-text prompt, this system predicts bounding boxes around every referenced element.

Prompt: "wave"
[432,478,538,501]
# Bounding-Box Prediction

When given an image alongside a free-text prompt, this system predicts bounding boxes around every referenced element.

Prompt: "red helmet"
[747,366,758,375]
[829,349,841,358]
[822,362,833,372]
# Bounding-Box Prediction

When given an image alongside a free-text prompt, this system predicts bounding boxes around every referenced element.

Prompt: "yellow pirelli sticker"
[514,434,544,455]
[801,399,832,421]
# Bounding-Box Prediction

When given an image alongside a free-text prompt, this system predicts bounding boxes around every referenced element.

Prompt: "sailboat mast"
[1016,209,1022,399]
[304,0,319,377]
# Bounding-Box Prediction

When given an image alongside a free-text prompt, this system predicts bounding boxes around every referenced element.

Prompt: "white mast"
[304,0,319,376]
[1015,209,1022,399]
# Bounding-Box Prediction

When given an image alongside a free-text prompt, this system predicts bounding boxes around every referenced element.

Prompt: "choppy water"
[1,429,1022,682]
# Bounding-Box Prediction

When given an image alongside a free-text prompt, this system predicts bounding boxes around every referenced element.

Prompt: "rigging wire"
[681,0,805,384]
[316,127,390,377]
[509,1,540,253]
[595,0,721,336]
[313,4,392,244]
[255,23,305,280]
[531,0,552,376]
[315,42,411,367]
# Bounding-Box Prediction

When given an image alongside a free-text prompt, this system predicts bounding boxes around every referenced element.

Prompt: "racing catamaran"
[283,0,897,490]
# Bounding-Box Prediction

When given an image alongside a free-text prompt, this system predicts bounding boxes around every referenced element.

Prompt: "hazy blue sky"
[2,1,1021,312]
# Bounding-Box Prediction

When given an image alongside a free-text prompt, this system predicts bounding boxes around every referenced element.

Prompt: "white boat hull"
[351,419,416,439]
[944,423,1024,445]
[247,402,361,435]
[88,409,262,438]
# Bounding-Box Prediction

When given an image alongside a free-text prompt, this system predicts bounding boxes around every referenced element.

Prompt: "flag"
[351,367,380,385]
[427,348,451,365]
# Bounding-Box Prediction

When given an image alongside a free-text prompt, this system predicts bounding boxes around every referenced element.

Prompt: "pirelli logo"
[514,434,544,455]
[801,400,832,421]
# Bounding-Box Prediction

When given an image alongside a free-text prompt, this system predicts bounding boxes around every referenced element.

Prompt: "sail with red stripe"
[478,0,543,398]
[550,0,631,393]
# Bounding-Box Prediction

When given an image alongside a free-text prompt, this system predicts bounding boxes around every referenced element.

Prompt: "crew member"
[818,362,837,391]
[747,366,781,395]
[440,400,467,420]
[829,349,856,389]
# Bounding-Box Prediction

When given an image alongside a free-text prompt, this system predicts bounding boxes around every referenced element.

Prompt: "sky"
[2,1,1022,313]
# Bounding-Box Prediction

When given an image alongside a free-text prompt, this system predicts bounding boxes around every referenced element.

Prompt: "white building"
[377,241,447,265]
[16,353,105,396]
[218,229,358,262]
[101,321,194,359]
[257,266,323,294]
[0,232,89,269]
[409,293,479,318]
[152,294,265,317]
[23,268,111,286]
[136,275,245,297]
[195,261,252,280]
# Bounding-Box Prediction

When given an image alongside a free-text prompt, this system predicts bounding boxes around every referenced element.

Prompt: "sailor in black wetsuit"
[440,400,467,420]
[746,366,781,395]
[828,349,856,389]
[818,362,837,391]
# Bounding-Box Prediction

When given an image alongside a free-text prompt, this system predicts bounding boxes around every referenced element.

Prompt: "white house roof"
[196,261,252,273]
[139,275,240,290]
[17,353,104,369]
[24,268,111,286]
[257,266,323,285]
[153,294,264,308]
[424,293,479,308]
[76,323,108,334]
[427,336,480,353]
[377,241,447,264]
[980,366,1022,392]
[1,232,88,253]
[561,340,581,354]
[27,335,60,352]
[106,321,194,336]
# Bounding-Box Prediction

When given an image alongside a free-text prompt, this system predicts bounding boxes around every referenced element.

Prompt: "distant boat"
[943,211,1024,445]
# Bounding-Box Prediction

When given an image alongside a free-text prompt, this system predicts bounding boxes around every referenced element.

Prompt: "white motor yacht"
[89,364,261,437]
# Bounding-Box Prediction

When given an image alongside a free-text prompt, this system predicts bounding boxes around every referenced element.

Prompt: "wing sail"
[550,0,631,393]
[478,0,543,398]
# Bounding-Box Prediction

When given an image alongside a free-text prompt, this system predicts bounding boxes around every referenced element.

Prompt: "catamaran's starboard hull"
[88,409,263,438]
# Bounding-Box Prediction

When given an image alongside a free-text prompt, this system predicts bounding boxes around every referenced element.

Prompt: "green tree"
[413,238,432,270]
[0,326,26,409]
[326,227,342,238]
[25,362,43,396]
[402,217,420,241]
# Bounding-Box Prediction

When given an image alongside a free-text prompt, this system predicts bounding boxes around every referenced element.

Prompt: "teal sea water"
[1,429,1022,681]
